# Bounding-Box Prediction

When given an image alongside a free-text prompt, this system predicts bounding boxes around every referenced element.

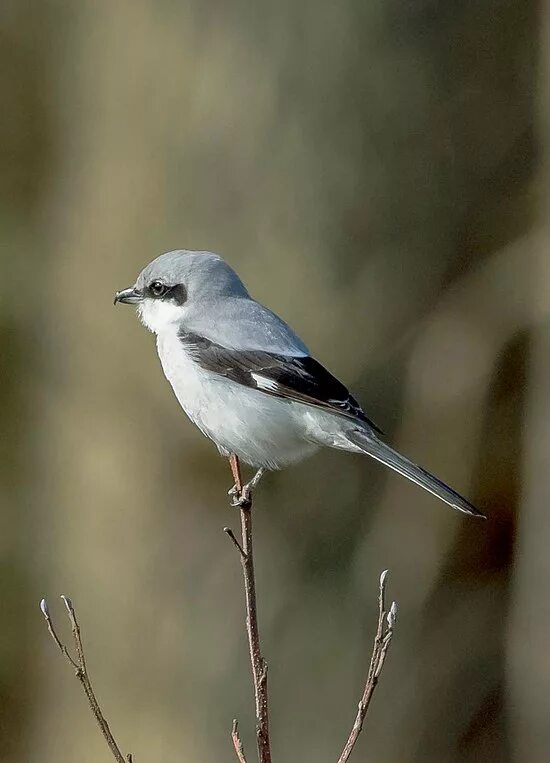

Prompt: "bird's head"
[114,249,249,333]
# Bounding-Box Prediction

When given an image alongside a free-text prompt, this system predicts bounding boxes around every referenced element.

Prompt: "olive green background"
[1,2,546,761]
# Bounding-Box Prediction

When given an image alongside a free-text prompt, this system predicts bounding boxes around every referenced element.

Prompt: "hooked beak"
[114,287,143,305]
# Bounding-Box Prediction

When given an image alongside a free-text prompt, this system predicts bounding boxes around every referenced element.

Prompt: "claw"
[229,486,252,508]
[227,467,265,508]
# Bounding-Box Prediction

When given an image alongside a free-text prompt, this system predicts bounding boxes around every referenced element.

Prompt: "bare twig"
[224,526,247,559]
[226,453,272,763]
[39,597,131,763]
[336,570,398,763]
[231,719,249,763]
[41,474,396,763]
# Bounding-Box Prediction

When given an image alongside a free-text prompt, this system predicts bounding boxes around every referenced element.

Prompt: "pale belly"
[157,333,319,469]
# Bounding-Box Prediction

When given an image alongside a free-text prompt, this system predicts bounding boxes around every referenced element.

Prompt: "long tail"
[347,429,485,518]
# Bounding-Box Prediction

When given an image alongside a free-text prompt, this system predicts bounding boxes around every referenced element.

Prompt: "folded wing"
[178,330,382,433]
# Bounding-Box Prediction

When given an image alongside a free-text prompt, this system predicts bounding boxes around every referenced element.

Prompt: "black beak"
[114,287,143,305]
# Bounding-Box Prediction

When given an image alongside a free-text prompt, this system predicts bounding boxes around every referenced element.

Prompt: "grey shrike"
[115,249,484,517]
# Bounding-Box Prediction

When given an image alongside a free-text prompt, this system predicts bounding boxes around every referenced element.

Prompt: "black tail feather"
[347,430,485,518]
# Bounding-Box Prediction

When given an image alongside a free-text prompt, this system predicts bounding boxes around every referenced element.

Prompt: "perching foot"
[229,485,252,509]
[227,467,266,508]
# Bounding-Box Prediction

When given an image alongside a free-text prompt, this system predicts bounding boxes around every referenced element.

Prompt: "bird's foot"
[228,483,252,509]
[227,468,265,509]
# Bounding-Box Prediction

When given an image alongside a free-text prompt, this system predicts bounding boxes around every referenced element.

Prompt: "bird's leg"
[228,453,244,494]
[228,453,248,506]
[227,455,265,508]
[246,467,266,492]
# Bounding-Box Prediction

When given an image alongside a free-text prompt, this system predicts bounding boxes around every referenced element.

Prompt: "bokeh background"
[1,1,546,761]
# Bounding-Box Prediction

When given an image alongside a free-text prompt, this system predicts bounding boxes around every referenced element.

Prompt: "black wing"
[179,330,383,433]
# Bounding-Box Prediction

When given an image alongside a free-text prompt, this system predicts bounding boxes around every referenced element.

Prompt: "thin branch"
[336,570,398,763]
[39,597,132,763]
[42,474,396,763]
[224,526,247,559]
[231,719,249,763]
[238,505,271,762]
[226,453,272,763]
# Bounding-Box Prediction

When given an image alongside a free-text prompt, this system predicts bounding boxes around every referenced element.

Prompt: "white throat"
[137,299,184,334]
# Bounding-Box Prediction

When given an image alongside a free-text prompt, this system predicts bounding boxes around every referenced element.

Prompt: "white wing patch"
[251,373,280,392]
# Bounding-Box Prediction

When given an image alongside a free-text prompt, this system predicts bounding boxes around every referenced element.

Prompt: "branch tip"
[231,717,249,763]
[224,525,247,559]
[336,569,398,763]
[40,595,130,763]
[60,594,74,614]
[387,601,398,629]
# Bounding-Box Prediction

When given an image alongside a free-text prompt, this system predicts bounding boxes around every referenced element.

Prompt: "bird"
[114,249,484,518]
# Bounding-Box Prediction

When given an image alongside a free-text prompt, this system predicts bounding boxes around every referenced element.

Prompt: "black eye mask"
[146,282,187,305]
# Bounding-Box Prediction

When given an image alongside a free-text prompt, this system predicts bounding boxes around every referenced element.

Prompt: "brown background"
[1,1,546,761]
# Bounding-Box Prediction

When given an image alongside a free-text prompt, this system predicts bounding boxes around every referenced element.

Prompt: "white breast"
[155,331,319,469]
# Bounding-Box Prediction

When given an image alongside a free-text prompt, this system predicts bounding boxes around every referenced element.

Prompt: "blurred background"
[1,1,546,761]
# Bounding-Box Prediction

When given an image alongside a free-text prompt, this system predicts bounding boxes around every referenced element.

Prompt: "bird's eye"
[150,280,167,297]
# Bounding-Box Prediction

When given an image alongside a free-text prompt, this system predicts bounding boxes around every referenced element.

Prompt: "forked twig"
[224,526,247,559]
[225,454,397,763]
[226,453,272,763]
[41,478,396,763]
[336,570,398,763]
[39,596,132,763]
